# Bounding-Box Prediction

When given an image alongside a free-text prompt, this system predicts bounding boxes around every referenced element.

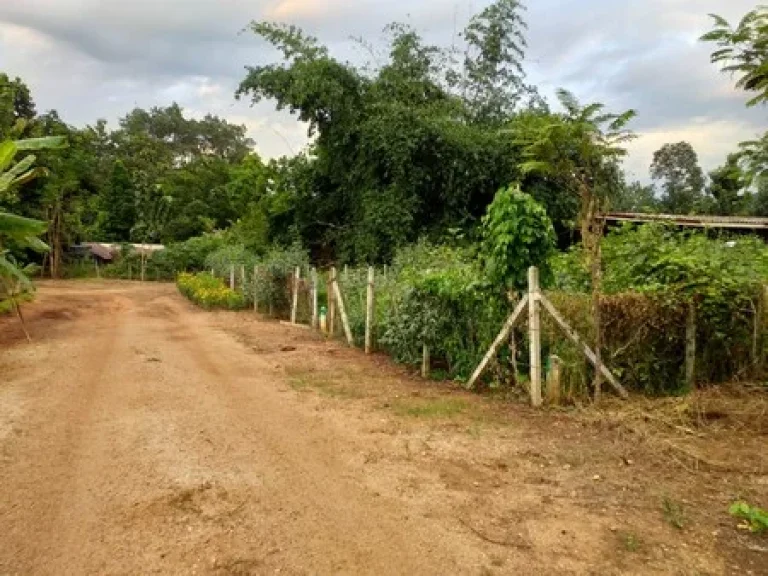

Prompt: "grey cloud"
[0,0,765,171]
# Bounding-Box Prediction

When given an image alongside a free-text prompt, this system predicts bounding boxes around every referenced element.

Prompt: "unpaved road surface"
[1,281,766,575]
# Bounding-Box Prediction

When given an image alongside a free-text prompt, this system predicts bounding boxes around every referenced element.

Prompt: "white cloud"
[0,0,765,173]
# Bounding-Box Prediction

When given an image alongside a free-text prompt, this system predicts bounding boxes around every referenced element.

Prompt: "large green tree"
[650,142,705,214]
[706,154,748,215]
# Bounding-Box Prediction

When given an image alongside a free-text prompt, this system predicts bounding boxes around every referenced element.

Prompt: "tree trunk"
[580,188,604,403]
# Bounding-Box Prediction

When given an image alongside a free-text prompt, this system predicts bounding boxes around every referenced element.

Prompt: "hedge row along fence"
[180,258,768,401]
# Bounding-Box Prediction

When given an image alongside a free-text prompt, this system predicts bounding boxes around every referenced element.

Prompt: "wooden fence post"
[291,267,300,324]
[311,267,319,329]
[229,265,235,290]
[365,266,375,354]
[685,302,696,389]
[253,265,259,312]
[331,267,354,346]
[528,266,542,407]
[422,344,430,378]
[546,355,562,405]
[328,269,336,336]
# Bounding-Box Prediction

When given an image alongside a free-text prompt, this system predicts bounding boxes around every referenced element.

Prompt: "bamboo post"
[253,265,259,312]
[291,266,300,324]
[328,269,336,336]
[546,355,562,405]
[331,267,354,346]
[240,265,246,290]
[685,302,696,389]
[537,293,627,398]
[311,267,319,329]
[365,266,375,354]
[466,295,529,389]
[422,344,430,378]
[229,265,235,290]
[140,253,146,282]
[528,266,542,407]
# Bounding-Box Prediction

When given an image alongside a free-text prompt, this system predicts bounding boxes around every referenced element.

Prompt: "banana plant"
[1,135,66,339]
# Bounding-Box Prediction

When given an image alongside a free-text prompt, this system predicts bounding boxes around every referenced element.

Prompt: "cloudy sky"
[0,0,765,181]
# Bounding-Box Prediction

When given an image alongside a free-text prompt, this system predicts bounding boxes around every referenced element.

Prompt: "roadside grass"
[288,375,367,399]
[392,397,469,419]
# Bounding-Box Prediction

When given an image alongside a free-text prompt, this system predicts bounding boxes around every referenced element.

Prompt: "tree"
[481,184,555,290]
[701,7,768,107]
[707,154,748,215]
[512,88,636,401]
[650,142,705,214]
[0,74,37,139]
[459,0,539,123]
[1,135,65,335]
[702,8,768,181]
[612,181,658,213]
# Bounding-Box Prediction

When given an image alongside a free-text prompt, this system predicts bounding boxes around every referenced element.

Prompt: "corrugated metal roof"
[602,212,768,230]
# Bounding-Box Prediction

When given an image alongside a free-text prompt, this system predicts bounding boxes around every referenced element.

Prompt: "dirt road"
[1,282,766,575]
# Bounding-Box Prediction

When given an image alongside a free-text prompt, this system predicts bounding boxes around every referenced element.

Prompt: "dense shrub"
[549,224,768,391]
[366,242,514,381]
[247,243,309,317]
[177,272,246,310]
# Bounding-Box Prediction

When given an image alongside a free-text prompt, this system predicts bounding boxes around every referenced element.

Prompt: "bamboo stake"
[328,269,336,336]
[422,344,430,378]
[311,267,319,329]
[253,265,259,312]
[546,355,562,405]
[229,265,235,290]
[528,267,542,407]
[291,266,300,324]
[467,295,529,389]
[685,303,697,389]
[538,293,628,399]
[331,266,354,346]
[365,266,375,354]
[240,265,246,290]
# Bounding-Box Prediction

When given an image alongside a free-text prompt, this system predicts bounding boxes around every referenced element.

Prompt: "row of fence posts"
[220,262,746,406]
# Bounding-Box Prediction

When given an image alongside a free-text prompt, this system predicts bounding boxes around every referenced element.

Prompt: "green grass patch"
[288,376,366,399]
[393,397,469,419]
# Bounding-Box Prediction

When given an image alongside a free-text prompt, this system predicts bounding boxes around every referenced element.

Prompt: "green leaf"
[14,136,67,151]
[0,141,18,172]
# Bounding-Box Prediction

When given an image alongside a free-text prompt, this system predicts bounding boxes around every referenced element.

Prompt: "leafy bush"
[549,224,768,390]
[481,184,556,290]
[247,242,309,317]
[377,242,512,381]
[177,272,246,310]
[204,244,257,279]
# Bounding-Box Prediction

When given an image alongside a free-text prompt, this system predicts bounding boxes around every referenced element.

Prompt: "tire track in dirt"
[151,294,485,574]
[0,292,125,574]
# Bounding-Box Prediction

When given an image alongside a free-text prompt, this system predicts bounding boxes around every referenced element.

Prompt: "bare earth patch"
[0,280,766,575]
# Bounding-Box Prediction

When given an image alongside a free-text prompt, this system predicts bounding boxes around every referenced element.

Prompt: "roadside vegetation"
[3,2,768,400]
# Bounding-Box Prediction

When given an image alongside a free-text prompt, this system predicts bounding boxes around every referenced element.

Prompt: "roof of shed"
[602,212,768,230]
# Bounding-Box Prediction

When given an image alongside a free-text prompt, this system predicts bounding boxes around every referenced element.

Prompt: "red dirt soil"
[0,280,766,575]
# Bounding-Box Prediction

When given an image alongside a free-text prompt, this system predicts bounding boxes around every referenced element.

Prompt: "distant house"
[601,212,768,235]
[71,243,165,263]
